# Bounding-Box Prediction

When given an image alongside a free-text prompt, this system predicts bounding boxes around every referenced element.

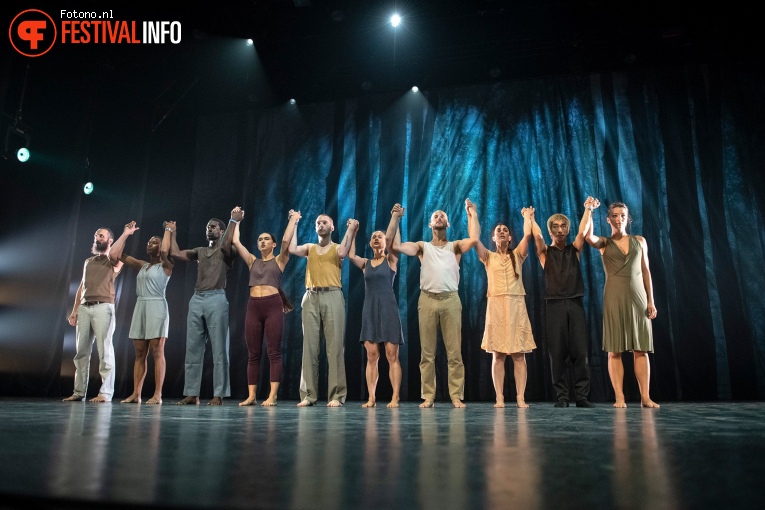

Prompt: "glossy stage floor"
[0,399,763,509]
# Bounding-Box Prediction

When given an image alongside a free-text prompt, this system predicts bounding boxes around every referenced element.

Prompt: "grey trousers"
[299,288,347,404]
[73,303,116,400]
[184,290,230,397]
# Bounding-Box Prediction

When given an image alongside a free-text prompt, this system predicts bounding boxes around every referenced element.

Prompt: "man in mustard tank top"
[289,213,357,407]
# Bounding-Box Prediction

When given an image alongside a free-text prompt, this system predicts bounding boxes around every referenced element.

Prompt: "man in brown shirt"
[64,228,123,402]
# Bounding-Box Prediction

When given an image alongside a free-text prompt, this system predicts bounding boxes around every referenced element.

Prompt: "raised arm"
[276,210,300,268]
[466,199,489,260]
[109,221,144,271]
[639,236,657,319]
[532,214,547,267]
[455,198,480,254]
[582,197,605,250]
[160,221,175,275]
[347,225,366,270]
[288,208,311,258]
[388,203,421,257]
[231,220,255,269]
[337,218,359,260]
[167,222,197,262]
[516,207,534,259]
[221,206,244,257]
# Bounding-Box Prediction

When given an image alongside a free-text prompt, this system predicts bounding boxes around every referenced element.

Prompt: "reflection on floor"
[1,399,764,509]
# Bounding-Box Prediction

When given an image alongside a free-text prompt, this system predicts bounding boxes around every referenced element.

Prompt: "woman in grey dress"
[109,221,174,404]
[347,213,404,408]
[583,198,660,408]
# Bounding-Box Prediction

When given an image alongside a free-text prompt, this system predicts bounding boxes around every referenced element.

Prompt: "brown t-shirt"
[193,245,234,291]
[81,255,120,303]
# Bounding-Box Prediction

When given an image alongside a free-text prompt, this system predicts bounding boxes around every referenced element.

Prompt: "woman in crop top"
[232,211,300,406]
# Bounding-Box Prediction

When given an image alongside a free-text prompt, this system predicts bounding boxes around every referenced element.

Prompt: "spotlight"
[390,14,401,27]
[83,182,94,195]
[246,39,253,46]
[16,148,29,162]
[289,98,297,105]
[411,86,419,93]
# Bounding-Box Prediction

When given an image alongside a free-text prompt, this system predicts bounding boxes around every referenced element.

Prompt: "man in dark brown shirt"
[64,228,123,402]
[170,207,242,405]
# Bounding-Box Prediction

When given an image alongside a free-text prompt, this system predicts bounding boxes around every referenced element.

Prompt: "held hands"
[521,206,535,218]
[163,221,177,232]
[646,304,658,320]
[288,209,302,222]
[584,196,601,211]
[391,203,406,218]
[346,218,360,231]
[123,221,139,235]
[231,206,245,222]
[465,199,476,217]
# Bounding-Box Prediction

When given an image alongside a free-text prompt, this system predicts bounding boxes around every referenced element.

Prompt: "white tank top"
[420,241,459,292]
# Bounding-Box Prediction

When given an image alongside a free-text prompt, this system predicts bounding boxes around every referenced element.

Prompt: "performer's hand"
[124,221,139,235]
[391,203,405,218]
[289,210,301,222]
[521,207,535,218]
[163,221,177,232]
[465,199,475,216]
[347,218,359,230]
[646,304,657,320]
[231,207,245,222]
[67,311,77,327]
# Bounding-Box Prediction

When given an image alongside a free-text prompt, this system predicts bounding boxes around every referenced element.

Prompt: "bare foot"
[146,396,162,405]
[62,394,84,402]
[297,399,314,407]
[641,399,660,408]
[89,395,110,403]
[516,399,529,409]
[387,399,400,408]
[362,400,376,408]
[327,400,343,407]
[613,400,627,408]
[121,394,141,404]
[176,396,200,405]
[261,397,277,407]
[419,400,434,408]
[452,399,466,408]
[239,397,257,406]
[207,397,223,406]
[494,401,505,408]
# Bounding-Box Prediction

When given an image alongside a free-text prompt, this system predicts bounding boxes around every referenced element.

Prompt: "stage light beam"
[246,39,253,46]
[390,14,401,27]
[289,99,297,105]
[16,148,29,162]
[83,182,94,195]
[412,86,419,93]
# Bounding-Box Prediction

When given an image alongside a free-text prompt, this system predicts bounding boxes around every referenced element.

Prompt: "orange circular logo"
[9,9,57,57]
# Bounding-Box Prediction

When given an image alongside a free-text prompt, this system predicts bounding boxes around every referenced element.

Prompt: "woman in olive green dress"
[583,198,659,408]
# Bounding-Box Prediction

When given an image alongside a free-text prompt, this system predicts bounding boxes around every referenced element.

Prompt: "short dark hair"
[97,228,115,241]
[209,218,226,230]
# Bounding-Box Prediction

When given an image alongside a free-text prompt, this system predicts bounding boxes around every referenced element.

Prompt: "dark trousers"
[546,297,591,402]
[245,294,284,384]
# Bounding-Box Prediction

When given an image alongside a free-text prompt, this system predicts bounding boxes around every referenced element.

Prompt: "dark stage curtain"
[177,63,765,403]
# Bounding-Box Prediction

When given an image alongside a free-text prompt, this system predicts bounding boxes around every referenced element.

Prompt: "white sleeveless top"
[420,241,460,293]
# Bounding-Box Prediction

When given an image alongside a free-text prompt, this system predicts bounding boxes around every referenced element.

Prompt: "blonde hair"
[546,214,570,232]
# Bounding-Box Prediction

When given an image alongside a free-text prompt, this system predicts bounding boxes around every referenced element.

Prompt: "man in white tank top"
[387,200,479,407]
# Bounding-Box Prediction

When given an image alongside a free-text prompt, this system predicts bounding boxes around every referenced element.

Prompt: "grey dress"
[359,261,404,344]
[128,263,170,340]
[601,236,653,352]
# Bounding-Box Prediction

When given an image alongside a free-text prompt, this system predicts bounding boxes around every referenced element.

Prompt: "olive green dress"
[601,236,653,352]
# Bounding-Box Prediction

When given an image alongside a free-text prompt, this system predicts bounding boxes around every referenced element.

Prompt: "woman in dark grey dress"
[109,221,174,404]
[583,198,659,408]
[348,215,404,408]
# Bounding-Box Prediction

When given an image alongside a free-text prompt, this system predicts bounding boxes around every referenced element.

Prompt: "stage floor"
[0,399,763,509]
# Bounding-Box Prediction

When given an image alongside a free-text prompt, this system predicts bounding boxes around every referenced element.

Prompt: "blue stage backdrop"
[2,62,763,403]
[172,66,765,403]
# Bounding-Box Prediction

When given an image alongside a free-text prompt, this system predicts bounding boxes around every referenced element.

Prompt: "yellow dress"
[480,250,536,354]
